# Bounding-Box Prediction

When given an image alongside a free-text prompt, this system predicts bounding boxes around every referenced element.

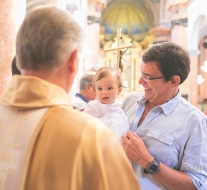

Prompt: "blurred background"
[0,0,207,113]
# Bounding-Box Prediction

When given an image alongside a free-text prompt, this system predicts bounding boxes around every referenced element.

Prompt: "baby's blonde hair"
[93,66,122,90]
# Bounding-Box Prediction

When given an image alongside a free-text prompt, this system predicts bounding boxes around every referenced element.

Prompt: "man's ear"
[118,87,122,95]
[85,84,91,91]
[68,49,78,73]
[170,75,180,86]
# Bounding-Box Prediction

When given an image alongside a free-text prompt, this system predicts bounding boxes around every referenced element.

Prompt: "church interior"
[0,0,207,113]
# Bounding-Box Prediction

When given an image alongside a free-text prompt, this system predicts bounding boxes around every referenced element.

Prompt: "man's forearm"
[152,162,196,190]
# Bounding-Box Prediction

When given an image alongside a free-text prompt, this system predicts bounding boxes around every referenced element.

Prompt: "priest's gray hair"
[16,5,85,71]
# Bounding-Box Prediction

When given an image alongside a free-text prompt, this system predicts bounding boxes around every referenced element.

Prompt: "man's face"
[139,62,173,105]
[88,85,96,101]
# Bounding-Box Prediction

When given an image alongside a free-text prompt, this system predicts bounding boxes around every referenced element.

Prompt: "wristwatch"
[144,159,160,175]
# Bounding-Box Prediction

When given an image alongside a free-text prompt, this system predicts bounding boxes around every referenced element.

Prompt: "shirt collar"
[75,93,88,103]
[160,91,181,115]
[137,90,181,115]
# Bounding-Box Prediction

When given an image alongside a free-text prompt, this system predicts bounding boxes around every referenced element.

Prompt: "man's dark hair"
[142,42,190,84]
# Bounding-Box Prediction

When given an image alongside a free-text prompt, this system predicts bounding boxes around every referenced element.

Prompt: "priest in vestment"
[0,5,140,190]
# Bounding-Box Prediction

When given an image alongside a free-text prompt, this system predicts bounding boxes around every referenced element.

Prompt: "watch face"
[144,159,160,174]
[148,160,160,174]
[149,164,159,172]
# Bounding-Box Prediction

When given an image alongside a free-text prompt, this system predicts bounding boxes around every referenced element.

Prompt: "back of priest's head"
[16,5,85,72]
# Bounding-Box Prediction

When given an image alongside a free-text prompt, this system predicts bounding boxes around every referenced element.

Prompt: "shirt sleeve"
[181,118,207,190]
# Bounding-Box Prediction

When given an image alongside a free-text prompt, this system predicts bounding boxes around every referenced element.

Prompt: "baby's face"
[95,74,122,104]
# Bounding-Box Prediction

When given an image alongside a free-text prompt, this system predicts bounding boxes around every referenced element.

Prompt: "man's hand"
[122,132,154,168]
[122,132,196,190]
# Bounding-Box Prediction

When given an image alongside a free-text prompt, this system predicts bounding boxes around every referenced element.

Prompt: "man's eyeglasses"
[141,73,164,82]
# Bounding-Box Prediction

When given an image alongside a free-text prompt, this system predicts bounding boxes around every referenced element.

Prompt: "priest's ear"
[68,49,78,73]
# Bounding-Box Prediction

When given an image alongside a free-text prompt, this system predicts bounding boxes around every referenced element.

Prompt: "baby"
[84,67,129,140]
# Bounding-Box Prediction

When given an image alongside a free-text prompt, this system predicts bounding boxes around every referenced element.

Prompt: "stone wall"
[0,0,25,94]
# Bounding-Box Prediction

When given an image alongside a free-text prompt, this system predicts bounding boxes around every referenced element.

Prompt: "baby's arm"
[83,101,99,117]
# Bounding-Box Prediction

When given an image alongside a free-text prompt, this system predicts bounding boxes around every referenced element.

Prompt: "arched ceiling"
[101,0,155,41]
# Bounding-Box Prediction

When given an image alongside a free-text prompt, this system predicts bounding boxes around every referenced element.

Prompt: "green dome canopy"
[101,0,154,41]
